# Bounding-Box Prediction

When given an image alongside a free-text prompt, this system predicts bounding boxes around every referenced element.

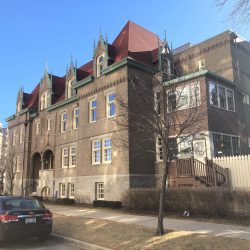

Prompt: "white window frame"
[198,58,206,71]
[16,155,21,172]
[102,138,112,164]
[36,122,40,135]
[89,98,97,123]
[62,147,69,168]
[59,183,66,198]
[156,137,163,162]
[92,140,101,165]
[106,92,116,118]
[20,127,24,144]
[69,146,76,168]
[243,94,250,105]
[61,112,67,133]
[209,81,235,112]
[73,107,80,129]
[96,54,104,77]
[13,129,17,145]
[40,91,49,110]
[68,183,75,198]
[154,91,161,114]
[96,182,104,200]
[47,117,52,131]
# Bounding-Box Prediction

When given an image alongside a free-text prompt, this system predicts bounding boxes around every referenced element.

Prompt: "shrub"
[122,188,250,219]
[61,198,75,205]
[93,200,122,209]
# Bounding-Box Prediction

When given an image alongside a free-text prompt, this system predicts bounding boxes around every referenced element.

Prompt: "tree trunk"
[156,161,169,236]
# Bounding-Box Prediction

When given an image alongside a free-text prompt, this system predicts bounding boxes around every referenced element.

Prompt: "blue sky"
[0,0,249,127]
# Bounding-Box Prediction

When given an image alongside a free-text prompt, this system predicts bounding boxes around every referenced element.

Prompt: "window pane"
[109,93,116,102]
[168,91,176,111]
[232,137,240,155]
[218,86,226,109]
[209,82,218,106]
[226,89,235,111]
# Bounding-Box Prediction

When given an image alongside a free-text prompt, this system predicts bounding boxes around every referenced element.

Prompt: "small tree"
[115,65,205,235]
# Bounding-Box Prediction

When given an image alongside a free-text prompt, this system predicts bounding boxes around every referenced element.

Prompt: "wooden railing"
[176,157,229,187]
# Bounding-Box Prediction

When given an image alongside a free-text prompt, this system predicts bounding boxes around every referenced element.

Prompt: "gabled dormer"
[39,68,52,111]
[16,85,24,114]
[93,32,109,78]
[65,61,77,99]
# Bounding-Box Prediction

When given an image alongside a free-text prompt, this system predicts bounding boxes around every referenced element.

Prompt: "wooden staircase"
[175,158,229,187]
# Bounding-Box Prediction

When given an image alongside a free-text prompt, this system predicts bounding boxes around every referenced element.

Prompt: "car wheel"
[37,234,49,242]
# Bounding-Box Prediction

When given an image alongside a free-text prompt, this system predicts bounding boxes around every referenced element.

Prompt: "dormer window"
[40,91,49,110]
[17,101,22,113]
[67,79,74,98]
[97,54,104,77]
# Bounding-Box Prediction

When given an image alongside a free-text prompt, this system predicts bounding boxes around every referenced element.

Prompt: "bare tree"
[216,0,250,25]
[115,68,205,235]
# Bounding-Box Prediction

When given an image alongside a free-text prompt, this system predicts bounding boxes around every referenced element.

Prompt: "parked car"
[0,196,52,244]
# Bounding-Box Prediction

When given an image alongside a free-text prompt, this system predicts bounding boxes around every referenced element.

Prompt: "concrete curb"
[51,233,113,250]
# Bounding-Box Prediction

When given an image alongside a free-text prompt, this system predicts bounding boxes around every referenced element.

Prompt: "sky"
[0,0,249,127]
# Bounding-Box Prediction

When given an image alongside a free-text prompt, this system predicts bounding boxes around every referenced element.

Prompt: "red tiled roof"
[24,21,160,110]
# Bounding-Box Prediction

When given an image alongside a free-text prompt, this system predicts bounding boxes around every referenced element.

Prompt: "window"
[96,182,104,200]
[179,136,192,157]
[36,122,40,135]
[156,137,163,162]
[96,54,104,77]
[13,130,17,145]
[103,138,112,163]
[167,82,200,111]
[59,183,66,197]
[92,140,101,164]
[20,127,24,144]
[213,133,240,156]
[62,147,69,168]
[154,91,161,114]
[248,137,250,148]
[47,117,52,131]
[70,146,76,167]
[243,94,250,105]
[73,107,80,129]
[68,183,75,198]
[198,58,206,71]
[62,146,77,168]
[16,156,21,172]
[17,100,22,113]
[61,112,67,132]
[89,99,97,122]
[209,82,235,111]
[106,92,116,118]
[40,91,49,110]
[67,80,74,98]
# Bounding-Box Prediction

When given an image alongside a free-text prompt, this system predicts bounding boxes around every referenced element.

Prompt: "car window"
[3,199,45,210]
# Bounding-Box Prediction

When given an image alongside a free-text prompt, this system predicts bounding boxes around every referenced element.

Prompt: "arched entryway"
[42,150,54,170]
[31,152,41,192]
[41,186,51,198]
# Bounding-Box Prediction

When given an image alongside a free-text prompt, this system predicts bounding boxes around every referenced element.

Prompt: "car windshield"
[2,198,45,210]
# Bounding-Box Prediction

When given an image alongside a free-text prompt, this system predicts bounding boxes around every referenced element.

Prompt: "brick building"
[6,21,250,200]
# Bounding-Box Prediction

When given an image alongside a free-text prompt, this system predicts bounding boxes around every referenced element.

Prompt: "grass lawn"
[53,214,250,250]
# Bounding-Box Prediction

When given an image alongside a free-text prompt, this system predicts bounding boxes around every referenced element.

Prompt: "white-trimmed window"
[70,146,76,167]
[67,80,74,98]
[62,147,69,168]
[209,82,235,111]
[59,183,66,197]
[248,137,250,148]
[154,91,161,114]
[96,54,104,77]
[156,137,163,162]
[103,138,112,163]
[61,112,67,132]
[198,58,206,71]
[13,129,17,145]
[106,92,116,118]
[16,155,21,172]
[36,122,40,135]
[243,94,250,105]
[92,140,101,164]
[40,91,49,110]
[47,117,52,131]
[96,182,104,200]
[68,183,75,198]
[20,127,24,144]
[73,107,80,129]
[89,99,97,123]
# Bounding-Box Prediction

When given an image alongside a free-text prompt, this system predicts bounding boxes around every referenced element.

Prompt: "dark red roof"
[23,21,160,110]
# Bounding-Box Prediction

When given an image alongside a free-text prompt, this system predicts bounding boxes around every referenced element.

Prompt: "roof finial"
[99,26,102,39]
[70,54,74,66]
[164,29,167,42]
[75,58,77,68]
[93,38,96,57]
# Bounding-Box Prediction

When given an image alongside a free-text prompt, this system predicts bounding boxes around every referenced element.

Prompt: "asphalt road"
[1,236,85,250]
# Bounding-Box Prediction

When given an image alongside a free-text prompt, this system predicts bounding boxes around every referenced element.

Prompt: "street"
[1,236,85,250]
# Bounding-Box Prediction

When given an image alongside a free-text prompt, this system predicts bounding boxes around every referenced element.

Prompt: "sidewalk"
[47,204,250,241]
